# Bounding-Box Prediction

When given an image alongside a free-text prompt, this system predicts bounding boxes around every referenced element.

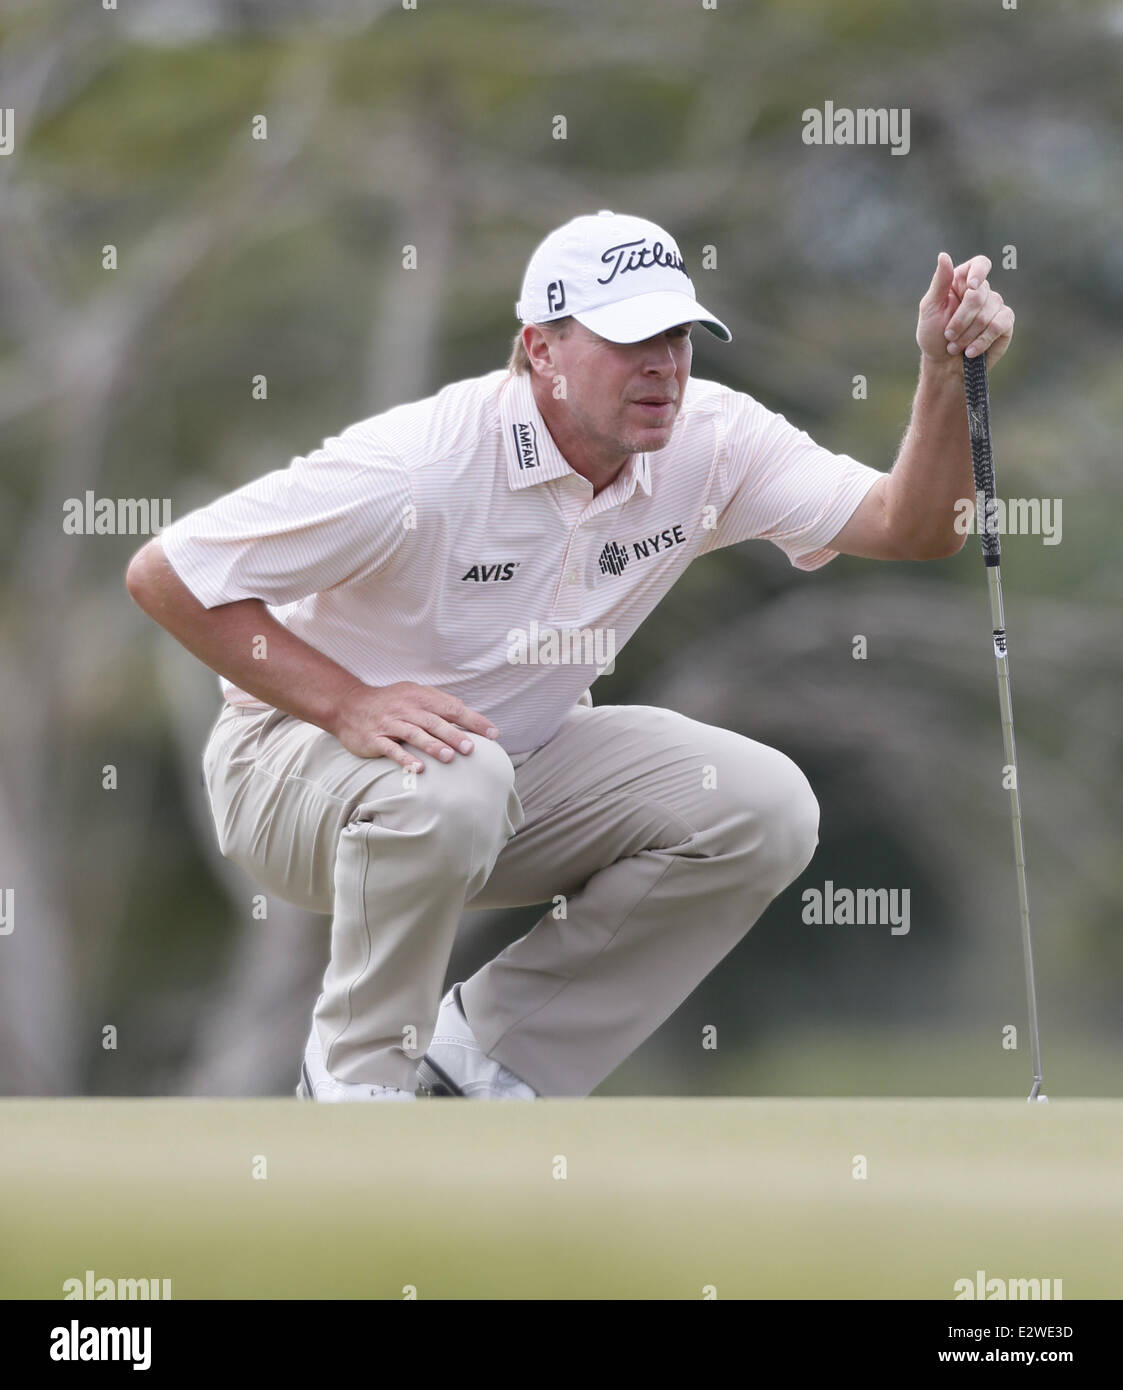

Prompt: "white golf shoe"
[417,984,537,1100]
[296,1022,416,1102]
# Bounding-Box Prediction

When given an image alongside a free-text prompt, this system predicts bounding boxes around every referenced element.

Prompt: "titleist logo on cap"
[597,238,689,286]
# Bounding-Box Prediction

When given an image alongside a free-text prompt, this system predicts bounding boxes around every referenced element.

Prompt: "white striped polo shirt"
[159,367,884,755]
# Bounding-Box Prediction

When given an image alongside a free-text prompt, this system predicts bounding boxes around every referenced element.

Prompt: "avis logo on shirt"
[461,562,521,582]
[512,421,539,469]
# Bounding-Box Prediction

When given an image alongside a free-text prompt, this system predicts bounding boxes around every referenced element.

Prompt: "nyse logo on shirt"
[598,524,687,578]
[512,421,539,470]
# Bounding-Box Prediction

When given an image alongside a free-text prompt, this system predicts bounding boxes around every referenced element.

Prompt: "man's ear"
[524,325,555,378]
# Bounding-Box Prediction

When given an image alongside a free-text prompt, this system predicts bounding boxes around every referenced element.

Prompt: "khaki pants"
[202,698,820,1096]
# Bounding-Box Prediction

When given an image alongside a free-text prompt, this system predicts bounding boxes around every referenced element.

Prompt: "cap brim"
[573,290,731,344]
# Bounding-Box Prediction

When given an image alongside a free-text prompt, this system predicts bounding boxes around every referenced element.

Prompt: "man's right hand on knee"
[330,680,499,770]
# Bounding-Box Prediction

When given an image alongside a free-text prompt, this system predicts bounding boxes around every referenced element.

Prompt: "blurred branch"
[361,74,465,409]
[0,777,77,1093]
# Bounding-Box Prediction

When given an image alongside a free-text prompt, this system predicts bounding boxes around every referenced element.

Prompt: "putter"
[963,351,1047,1103]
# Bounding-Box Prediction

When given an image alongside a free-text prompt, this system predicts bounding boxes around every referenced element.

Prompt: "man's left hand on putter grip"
[917,252,1015,370]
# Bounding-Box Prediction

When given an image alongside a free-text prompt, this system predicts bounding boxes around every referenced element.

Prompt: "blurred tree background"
[0,0,1119,1098]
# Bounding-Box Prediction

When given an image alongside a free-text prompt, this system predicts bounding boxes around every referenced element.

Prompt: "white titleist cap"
[515,210,732,344]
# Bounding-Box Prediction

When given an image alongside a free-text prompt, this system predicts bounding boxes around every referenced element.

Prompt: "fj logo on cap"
[546,279,566,313]
[512,421,539,470]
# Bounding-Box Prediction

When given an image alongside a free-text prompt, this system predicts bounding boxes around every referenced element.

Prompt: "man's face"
[533,319,693,464]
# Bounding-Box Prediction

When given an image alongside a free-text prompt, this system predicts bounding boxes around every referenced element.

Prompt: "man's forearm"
[126,541,361,734]
[885,356,974,560]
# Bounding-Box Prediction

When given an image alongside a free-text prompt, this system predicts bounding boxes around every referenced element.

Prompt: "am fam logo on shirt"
[598,524,687,578]
[512,421,539,470]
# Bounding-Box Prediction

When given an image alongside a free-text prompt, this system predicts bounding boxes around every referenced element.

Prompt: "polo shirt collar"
[498,371,652,500]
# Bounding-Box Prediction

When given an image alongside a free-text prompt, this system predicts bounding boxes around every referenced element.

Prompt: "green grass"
[1,1100,1120,1299]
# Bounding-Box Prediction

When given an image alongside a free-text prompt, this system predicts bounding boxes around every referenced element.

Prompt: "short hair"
[507,317,574,374]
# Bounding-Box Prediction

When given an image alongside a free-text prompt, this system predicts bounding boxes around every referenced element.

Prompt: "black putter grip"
[963,352,1001,566]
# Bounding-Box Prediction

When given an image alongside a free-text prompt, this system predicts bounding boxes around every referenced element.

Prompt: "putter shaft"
[963,352,1045,1102]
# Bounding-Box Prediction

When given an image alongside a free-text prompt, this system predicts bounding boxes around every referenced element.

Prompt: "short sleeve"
[159,428,413,609]
[699,387,885,571]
